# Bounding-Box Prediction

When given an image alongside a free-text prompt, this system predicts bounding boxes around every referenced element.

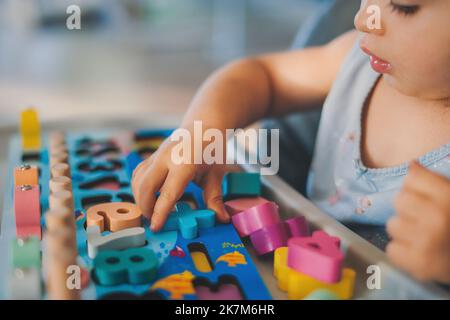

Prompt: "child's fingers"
[131,158,153,206]
[151,167,195,232]
[394,188,429,221]
[136,162,168,220]
[405,161,450,204]
[386,217,415,244]
[202,171,230,223]
[386,242,415,274]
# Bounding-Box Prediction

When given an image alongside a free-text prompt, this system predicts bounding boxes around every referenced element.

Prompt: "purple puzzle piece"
[249,216,309,255]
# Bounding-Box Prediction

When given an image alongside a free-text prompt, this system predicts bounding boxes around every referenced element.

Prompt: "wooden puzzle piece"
[94,248,158,286]
[46,249,80,300]
[48,131,66,149]
[87,202,142,232]
[151,270,195,299]
[51,163,71,178]
[86,202,142,232]
[231,201,280,237]
[20,108,41,150]
[224,196,270,216]
[49,151,69,167]
[8,268,41,299]
[274,247,355,300]
[86,225,146,259]
[14,185,41,239]
[49,176,72,193]
[222,172,261,200]
[14,164,39,186]
[45,208,76,231]
[194,275,244,300]
[162,201,215,239]
[49,190,74,212]
[287,231,344,283]
[216,251,247,267]
[11,237,41,269]
[249,216,309,255]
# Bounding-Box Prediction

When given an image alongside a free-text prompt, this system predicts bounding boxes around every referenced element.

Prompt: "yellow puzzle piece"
[216,251,247,267]
[151,270,195,299]
[20,108,41,150]
[274,247,355,300]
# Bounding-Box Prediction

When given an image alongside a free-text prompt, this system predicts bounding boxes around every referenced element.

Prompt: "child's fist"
[386,161,450,284]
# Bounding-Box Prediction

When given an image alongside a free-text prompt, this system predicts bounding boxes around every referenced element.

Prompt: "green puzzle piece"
[94,247,158,286]
[222,172,261,200]
[11,237,41,269]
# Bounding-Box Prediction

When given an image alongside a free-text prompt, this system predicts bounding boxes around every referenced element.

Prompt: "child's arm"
[387,161,450,284]
[132,31,358,231]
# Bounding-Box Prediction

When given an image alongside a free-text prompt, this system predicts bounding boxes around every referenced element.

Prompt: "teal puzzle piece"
[222,172,261,200]
[94,247,158,286]
[11,237,41,269]
[161,202,215,239]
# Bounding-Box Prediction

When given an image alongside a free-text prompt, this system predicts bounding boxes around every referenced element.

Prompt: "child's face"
[354,0,450,100]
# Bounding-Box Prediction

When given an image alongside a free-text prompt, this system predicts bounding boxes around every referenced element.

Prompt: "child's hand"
[131,135,231,232]
[386,161,450,284]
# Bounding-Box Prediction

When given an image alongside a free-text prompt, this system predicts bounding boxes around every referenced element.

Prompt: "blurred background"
[0,0,332,129]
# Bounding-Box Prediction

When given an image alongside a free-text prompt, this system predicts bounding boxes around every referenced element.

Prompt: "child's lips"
[360,45,392,74]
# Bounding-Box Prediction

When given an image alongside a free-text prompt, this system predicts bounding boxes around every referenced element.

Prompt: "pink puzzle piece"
[224,197,270,216]
[231,201,280,237]
[249,216,309,255]
[14,185,42,239]
[287,231,343,283]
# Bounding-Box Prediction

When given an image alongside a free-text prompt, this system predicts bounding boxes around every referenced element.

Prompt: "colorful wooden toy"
[11,237,41,269]
[94,248,158,286]
[51,163,71,178]
[45,208,76,231]
[13,185,41,239]
[231,201,280,237]
[49,176,73,193]
[224,196,270,216]
[274,247,355,300]
[162,202,215,239]
[20,108,41,150]
[287,231,344,283]
[2,128,273,301]
[46,249,80,300]
[14,165,39,186]
[87,225,146,259]
[86,202,142,233]
[249,216,309,255]
[49,190,74,212]
[222,172,261,200]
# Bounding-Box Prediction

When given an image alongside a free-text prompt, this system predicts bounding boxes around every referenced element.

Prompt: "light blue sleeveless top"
[307,43,450,226]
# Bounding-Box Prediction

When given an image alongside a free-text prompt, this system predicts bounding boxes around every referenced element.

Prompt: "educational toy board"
[0,128,272,300]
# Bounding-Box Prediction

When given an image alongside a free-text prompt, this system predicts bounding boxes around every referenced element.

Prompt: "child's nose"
[354,0,385,35]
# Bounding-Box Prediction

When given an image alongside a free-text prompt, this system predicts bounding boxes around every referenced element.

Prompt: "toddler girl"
[132,0,450,284]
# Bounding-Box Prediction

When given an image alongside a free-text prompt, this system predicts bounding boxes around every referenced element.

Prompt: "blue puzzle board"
[0,129,271,300]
